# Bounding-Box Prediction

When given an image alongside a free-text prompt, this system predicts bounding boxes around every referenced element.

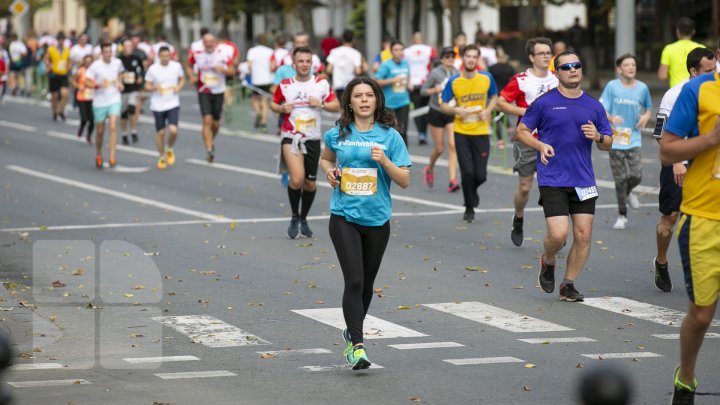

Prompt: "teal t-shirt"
[375,59,411,109]
[324,122,412,226]
[272,65,296,85]
[599,79,652,150]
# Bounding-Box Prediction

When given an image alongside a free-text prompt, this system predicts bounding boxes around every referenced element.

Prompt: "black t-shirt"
[488,63,516,92]
[119,54,144,93]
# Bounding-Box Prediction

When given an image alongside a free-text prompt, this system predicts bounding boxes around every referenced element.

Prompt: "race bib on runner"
[203,71,220,87]
[614,127,632,146]
[82,88,94,99]
[295,113,317,133]
[159,84,175,96]
[340,168,378,196]
[123,72,136,84]
[575,186,599,201]
[392,75,407,93]
[103,79,116,88]
[462,106,483,123]
[57,60,67,72]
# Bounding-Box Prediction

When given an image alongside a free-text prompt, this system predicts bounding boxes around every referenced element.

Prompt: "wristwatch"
[596,134,604,143]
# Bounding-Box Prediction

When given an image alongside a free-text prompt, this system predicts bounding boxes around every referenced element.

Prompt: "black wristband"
[596,134,604,143]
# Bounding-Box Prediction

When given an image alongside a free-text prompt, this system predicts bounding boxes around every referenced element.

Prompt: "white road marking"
[8,379,91,388]
[45,130,161,158]
[651,333,720,340]
[152,315,270,347]
[518,337,597,344]
[10,363,64,371]
[257,348,332,357]
[291,308,428,339]
[595,179,659,194]
[0,120,36,131]
[5,165,227,222]
[123,355,199,364]
[581,352,662,360]
[388,342,465,350]
[581,297,720,327]
[154,370,237,380]
[443,357,524,365]
[299,363,384,372]
[423,302,573,333]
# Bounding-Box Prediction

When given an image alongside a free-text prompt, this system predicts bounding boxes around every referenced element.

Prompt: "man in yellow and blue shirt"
[660,70,720,404]
[45,32,71,121]
[440,44,498,223]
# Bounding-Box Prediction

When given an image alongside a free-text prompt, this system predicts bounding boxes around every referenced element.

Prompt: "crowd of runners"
[1,17,719,403]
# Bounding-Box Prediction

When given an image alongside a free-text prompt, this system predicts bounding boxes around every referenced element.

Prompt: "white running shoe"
[612,215,628,230]
[628,193,640,209]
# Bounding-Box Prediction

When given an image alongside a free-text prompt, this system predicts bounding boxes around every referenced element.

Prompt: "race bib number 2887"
[340,168,378,196]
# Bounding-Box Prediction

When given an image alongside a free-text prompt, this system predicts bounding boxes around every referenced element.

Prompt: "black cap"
[440,47,454,58]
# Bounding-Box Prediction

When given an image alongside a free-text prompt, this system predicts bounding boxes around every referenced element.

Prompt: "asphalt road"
[0,91,718,405]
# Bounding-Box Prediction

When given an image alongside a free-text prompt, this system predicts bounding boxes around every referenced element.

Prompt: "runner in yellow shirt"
[658,17,705,87]
[44,32,71,121]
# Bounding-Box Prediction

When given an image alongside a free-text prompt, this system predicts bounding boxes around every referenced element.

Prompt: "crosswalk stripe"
[299,364,384,372]
[652,333,720,340]
[581,297,720,327]
[154,370,237,380]
[518,337,597,344]
[388,342,465,350]
[443,357,524,365]
[291,308,428,339]
[581,352,662,359]
[257,349,332,357]
[123,356,200,364]
[8,379,91,388]
[423,302,573,333]
[152,315,270,347]
[10,363,65,371]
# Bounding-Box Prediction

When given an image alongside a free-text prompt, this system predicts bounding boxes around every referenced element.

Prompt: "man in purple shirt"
[517,51,613,302]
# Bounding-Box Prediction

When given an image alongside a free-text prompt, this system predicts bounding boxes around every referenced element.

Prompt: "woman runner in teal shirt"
[320,77,411,369]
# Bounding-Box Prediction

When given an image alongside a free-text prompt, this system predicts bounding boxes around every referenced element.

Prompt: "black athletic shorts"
[152,107,180,131]
[49,74,69,93]
[281,138,320,181]
[253,84,271,95]
[198,92,224,120]
[538,186,597,218]
[428,108,454,127]
[658,164,683,215]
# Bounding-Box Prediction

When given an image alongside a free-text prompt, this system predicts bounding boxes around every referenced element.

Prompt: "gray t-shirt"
[421,65,459,111]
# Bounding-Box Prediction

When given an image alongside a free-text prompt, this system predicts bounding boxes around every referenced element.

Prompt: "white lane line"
[581,352,662,360]
[652,333,720,340]
[8,379,91,388]
[152,315,270,347]
[45,130,159,158]
[443,357,524,365]
[154,370,237,380]
[518,337,597,344]
[10,363,64,371]
[0,120,36,132]
[581,297,720,327]
[257,348,332,357]
[300,363,384,372]
[5,165,227,222]
[388,342,465,350]
[292,308,428,339]
[123,355,199,364]
[423,302,573,333]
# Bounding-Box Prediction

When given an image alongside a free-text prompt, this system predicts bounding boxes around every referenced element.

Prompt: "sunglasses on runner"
[557,62,582,71]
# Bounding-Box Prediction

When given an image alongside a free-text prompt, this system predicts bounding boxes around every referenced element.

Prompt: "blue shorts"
[93,102,121,122]
[152,107,180,131]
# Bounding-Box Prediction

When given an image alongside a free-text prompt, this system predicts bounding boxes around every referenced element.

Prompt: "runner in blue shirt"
[375,41,412,145]
[517,51,613,302]
[599,54,653,230]
[320,77,411,370]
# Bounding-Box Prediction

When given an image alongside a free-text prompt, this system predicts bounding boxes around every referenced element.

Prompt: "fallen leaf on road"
[465,267,488,273]
[373,288,383,293]
[52,281,66,288]
[397,306,410,310]
[260,353,276,359]
[315,300,324,305]
[408,397,422,403]
[131,285,145,290]
[71,269,85,276]
[523,385,531,391]
[513,285,525,289]
[123,293,134,298]
[524,363,536,368]
[576,363,584,368]
[129,333,143,338]
[199,271,216,275]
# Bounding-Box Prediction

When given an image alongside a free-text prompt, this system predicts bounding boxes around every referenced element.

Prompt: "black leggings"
[454,133,490,208]
[410,88,429,134]
[77,100,94,137]
[392,105,410,147]
[329,214,390,345]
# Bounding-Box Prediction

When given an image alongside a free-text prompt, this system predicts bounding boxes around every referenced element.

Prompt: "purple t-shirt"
[520,88,612,188]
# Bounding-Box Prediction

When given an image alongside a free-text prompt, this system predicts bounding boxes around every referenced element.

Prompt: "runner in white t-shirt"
[270,46,339,239]
[281,32,325,76]
[326,29,363,102]
[188,33,234,162]
[246,34,274,131]
[70,34,93,74]
[270,35,289,73]
[145,46,185,170]
[404,32,437,145]
[151,34,178,64]
[86,43,125,169]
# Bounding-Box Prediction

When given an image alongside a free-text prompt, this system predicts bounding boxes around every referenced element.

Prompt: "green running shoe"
[345,344,371,370]
[342,328,352,353]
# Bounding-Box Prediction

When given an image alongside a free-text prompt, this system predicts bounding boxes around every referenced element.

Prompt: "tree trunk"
[394,2,401,41]
[411,0,421,33]
[431,0,444,50]
[298,1,316,47]
[169,3,181,50]
[447,0,462,40]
